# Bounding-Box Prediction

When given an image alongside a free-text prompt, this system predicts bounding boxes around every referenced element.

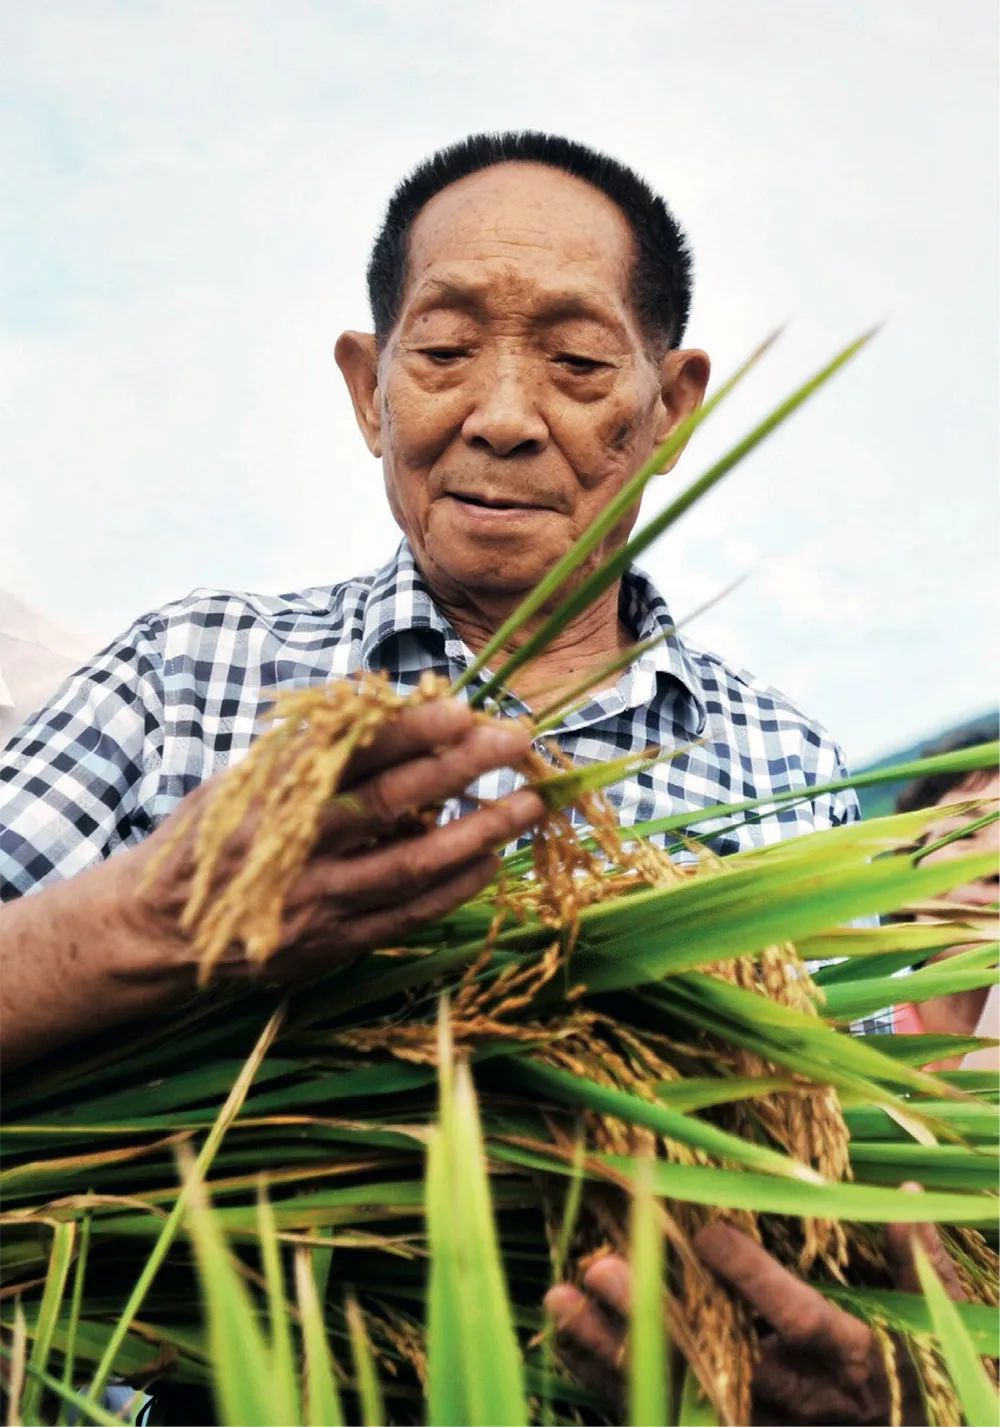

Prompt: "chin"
[422,515,567,597]
[433,551,550,596]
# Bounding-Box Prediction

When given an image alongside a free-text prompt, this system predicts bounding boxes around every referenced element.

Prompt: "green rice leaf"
[628,1157,671,1427]
[653,1076,796,1111]
[453,331,778,698]
[820,945,997,1023]
[426,1006,528,1426]
[425,1126,468,1427]
[820,1287,999,1358]
[309,1227,336,1308]
[82,1005,284,1405]
[179,1148,276,1427]
[643,975,947,1104]
[532,575,746,734]
[570,849,998,999]
[488,1143,995,1224]
[346,1293,385,1427]
[847,1142,998,1193]
[843,1102,998,1144]
[866,1034,997,1066]
[626,741,1000,844]
[916,808,1000,864]
[473,330,872,705]
[22,1220,75,1425]
[540,1130,587,1427]
[806,922,997,979]
[606,1154,996,1224]
[913,1240,1000,1425]
[295,1245,345,1427]
[57,1209,92,1427]
[534,744,693,812]
[257,1182,300,1424]
[0,1341,124,1427]
[678,1364,719,1425]
[508,1061,824,1182]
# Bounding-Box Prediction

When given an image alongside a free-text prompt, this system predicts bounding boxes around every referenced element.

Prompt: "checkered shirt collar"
[358,540,707,736]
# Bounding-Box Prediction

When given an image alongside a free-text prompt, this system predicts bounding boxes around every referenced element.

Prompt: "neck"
[431,579,630,710]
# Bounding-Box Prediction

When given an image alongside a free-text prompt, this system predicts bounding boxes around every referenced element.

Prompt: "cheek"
[379,399,430,530]
[562,387,656,492]
[382,369,465,467]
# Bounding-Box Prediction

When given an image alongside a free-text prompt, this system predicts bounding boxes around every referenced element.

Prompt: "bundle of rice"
[2,334,997,1426]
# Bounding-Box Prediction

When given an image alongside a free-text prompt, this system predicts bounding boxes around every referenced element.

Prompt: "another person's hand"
[545,1204,964,1425]
[124,698,544,983]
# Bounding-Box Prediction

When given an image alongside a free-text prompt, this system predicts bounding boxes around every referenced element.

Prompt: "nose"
[461,361,549,457]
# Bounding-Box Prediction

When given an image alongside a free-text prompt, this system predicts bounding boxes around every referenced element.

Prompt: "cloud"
[2,0,997,765]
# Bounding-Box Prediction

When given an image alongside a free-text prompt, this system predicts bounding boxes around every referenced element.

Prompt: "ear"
[653,348,711,472]
[334,331,382,457]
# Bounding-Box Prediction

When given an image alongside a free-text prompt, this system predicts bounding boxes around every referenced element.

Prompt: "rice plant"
[2,331,997,1425]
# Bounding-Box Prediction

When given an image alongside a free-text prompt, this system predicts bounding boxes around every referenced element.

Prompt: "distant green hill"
[857,710,999,820]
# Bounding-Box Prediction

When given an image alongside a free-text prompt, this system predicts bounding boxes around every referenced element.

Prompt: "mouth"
[444,491,552,515]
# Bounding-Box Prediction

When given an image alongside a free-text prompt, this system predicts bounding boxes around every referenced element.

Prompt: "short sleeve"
[810,739,861,830]
[0,616,166,900]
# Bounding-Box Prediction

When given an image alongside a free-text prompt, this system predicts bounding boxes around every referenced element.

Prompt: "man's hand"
[1,700,543,1067]
[545,1203,964,1425]
[126,698,544,982]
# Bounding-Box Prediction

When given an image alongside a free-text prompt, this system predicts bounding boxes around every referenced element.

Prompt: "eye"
[420,347,470,364]
[555,353,608,374]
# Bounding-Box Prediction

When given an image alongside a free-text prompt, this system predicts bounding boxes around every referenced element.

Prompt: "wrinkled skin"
[127,700,545,984]
[1,158,707,1069]
[0,702,546,1068]
[546,1201,965,1425]
[336,160,710,705]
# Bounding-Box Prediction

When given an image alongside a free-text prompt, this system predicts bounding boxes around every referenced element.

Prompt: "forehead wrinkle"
[405,268,629,334]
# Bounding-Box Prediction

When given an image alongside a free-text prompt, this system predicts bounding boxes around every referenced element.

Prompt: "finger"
[342,699,476,783]
[694,1223,870,1356]
[582,1254,631,1322]
[545,1284,626,1412]
[751,1338,880,1425]
[340,854,500,950]
[327,721,538,843]
[885,1183,966,1300]
[306,788,544,910]
[551,1338,626,1417]
[268,855,499,980]
[544,1284,625,1370]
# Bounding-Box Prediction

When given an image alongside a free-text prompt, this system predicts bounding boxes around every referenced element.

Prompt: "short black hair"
[367,131,693,353]
[896,723,999,814]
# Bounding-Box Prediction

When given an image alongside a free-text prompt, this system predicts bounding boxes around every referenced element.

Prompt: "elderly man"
[1,132,943,1423]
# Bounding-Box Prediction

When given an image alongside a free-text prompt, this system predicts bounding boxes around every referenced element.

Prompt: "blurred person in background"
[892,727,999,1070]
[0,589,96,750]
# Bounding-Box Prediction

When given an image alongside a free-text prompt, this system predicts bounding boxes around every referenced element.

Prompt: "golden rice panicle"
[940,1228,1000,1307]
[175,670,688,985]
[871,1321,903,1427]
[910,1334,962,1426]
[717,943,852,1271]
[160,674,420,981]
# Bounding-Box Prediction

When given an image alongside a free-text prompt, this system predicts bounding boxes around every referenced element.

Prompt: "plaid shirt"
[1,540,860,903]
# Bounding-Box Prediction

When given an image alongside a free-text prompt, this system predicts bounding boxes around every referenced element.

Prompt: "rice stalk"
[2,328,997,1423]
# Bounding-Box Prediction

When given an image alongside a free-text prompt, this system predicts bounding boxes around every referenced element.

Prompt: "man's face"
[921,771,1000,908]
[339,162,708,606]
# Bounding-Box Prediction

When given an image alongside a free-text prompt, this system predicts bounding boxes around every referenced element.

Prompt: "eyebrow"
[407,275,627,332]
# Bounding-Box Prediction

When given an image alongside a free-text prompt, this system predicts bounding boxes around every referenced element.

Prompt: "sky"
[2,0,997,766]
